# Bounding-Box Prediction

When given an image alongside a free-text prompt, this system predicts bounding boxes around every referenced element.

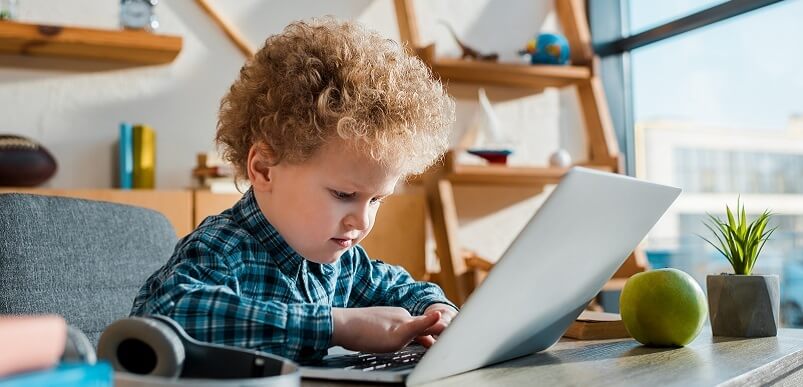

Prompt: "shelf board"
[449,164,569,185]
[408,163,614,187]
[431,58,591,90]
[0,21,182,64]
[450,163,616,186]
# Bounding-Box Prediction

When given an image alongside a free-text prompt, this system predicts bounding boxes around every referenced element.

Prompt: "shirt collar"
[233,188,305,278]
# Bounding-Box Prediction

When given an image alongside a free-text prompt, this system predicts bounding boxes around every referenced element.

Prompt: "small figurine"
[467,149,512,165]
[466,88,513,165]
[549,149,572,167]
[439,21,499,61]
[519,33,570,65]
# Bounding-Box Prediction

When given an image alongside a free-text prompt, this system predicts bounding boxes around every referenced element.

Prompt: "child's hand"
[331,307,441,353]
[424,303,458,325]
[417,303,458,345]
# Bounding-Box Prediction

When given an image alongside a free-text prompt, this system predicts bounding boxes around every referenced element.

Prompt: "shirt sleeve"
[346,245,458,315]
[131,239,332,363]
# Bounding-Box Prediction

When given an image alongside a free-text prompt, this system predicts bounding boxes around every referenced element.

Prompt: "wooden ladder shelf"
[394,0,632,305]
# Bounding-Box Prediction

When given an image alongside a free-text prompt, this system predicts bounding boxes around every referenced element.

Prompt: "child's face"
[250,141,401,264]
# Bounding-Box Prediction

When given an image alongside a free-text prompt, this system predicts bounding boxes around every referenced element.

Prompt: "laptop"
[301,167,681,385]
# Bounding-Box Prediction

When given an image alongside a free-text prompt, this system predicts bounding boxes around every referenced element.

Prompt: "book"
[197,176,249,194]
[118,122,133,189]
[563,311,631,340]
[132,124,156,189]
[0,362,113,387]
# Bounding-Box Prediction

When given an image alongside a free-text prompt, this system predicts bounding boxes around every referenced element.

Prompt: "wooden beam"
[555,0,593,66]
[424,167,471,305]
[196,0,254,57]
[576,75,620,171]
[393,0,421,49]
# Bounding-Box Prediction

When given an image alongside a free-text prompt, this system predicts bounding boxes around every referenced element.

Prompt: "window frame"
[587,0,789,176]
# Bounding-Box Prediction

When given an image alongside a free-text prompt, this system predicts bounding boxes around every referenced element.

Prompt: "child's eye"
[330,190,356,201]
[369,197,386,206]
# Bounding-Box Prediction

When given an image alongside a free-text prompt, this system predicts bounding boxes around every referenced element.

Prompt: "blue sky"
[629,0,803,130]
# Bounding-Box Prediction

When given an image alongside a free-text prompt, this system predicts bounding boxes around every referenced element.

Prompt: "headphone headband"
[97,315,300,384]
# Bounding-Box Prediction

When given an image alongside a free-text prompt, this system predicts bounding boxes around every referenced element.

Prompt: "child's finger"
[401,311,440,338]
[425,308,453,326]
[414,335,436,348]
[421,321,447,336]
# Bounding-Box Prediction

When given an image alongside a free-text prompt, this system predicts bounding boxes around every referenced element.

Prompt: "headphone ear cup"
[97,316,185,377]
[61,325,96,364]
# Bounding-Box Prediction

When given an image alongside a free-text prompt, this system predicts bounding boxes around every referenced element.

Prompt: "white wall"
[0,0,246,188]
[0,0,590,262]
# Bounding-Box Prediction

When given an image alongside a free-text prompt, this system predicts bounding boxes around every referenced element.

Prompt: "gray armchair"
[0,193,176,345]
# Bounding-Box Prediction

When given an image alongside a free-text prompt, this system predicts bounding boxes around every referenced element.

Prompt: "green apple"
[620,268,707,347]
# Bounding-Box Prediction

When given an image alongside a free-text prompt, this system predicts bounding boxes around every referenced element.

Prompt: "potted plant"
[700,199,779,337]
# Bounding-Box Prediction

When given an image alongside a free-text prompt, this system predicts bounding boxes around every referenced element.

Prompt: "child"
[131,18,458,363]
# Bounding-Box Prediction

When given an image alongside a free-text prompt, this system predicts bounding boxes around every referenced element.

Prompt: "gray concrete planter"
[707,274,780,337]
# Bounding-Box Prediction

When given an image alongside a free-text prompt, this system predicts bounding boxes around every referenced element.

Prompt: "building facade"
[635,116,803,326]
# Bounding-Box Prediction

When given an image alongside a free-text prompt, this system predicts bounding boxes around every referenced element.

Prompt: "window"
[631,2,803,130]
[593,0,803,327]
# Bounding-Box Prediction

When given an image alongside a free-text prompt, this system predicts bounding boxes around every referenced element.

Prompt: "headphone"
[62,325,97,364]
[97,315,299,380]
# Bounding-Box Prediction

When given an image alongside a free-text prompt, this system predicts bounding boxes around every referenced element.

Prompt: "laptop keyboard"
[316,344,426,372]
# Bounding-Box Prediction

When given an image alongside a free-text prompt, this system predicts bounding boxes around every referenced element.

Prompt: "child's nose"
[344,206,371,231]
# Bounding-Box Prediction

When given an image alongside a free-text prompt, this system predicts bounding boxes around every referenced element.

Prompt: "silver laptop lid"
[407,167,681,385]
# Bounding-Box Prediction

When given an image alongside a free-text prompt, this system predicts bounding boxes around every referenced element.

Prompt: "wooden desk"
[303,329,803,386]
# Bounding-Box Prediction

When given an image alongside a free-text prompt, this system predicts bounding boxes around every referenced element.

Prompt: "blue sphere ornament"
[530,33,570,65]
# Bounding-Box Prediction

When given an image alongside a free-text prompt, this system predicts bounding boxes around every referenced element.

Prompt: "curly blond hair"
[216,18,455,179]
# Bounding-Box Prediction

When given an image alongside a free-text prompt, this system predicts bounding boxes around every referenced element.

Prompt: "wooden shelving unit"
[0,21,182,64]
[395,0,631,305]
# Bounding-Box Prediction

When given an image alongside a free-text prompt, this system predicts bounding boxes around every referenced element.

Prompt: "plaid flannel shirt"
[130,188,455,363]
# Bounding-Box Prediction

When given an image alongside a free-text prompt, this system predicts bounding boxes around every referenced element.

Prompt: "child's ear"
[246,143,276,190]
